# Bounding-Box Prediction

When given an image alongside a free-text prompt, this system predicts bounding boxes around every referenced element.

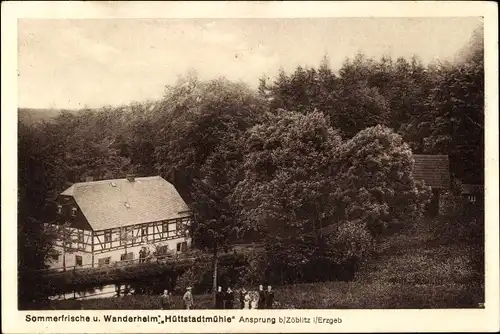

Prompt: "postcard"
[2,1,498,333]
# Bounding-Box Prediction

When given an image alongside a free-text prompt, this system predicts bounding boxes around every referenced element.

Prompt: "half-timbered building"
[46,175,192,270]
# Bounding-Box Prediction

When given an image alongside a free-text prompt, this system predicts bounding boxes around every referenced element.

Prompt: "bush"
[175,260,212,294]
[429,214,484,246]
[325,220,373,264]
[263,235,363,285]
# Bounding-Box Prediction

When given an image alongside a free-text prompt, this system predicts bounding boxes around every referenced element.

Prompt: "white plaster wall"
[48,246,92,270]
[47,236,192,269]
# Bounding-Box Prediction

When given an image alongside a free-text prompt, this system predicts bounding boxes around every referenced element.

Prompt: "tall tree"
[155,75,265,295]
[333,125,432,238]
[18,123,59,306]
[233,110,342,239]
[154,75,265,203]
[424,42,484,184]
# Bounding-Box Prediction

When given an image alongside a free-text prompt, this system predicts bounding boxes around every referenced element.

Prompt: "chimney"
[85,176,94,182]
[126,174,136,182]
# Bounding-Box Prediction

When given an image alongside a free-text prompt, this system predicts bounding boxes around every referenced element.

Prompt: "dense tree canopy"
[233,110,341,238]
[333,125,431,237]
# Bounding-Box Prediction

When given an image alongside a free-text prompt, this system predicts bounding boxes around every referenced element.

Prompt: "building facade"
[46,175,192,270]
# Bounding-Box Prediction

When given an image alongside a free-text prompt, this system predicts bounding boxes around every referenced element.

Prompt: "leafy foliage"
[333,125,432,236]
[233,110,341,237]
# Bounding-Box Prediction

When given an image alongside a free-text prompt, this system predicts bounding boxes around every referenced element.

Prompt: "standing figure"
[115,284,122,297]
[257,285,266,309]
[183,287,194,310]
[215,286,225,309]
[243,292,251,309]
[139,247,144,263]
[225,287,234,309]
[265,285,274,309]
[160,289,172,310]
[239,288,247,309]
[249,290,259,309]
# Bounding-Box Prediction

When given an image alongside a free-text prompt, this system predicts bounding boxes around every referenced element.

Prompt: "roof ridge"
[71,175,162,187]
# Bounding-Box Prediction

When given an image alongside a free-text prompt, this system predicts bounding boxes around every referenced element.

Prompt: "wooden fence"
[20,243,265,275]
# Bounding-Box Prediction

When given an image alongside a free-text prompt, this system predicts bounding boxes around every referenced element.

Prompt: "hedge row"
[24,252,247,297]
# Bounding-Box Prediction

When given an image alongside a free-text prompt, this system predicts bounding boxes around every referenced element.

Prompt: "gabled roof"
[60,176,190,231]
[413,155,450,189]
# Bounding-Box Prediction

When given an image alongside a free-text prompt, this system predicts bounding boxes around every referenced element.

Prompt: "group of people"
[160,285,275,310]
[216,285,274,309]
[214,286,235,309]
[160,287,196,310]
[138,246,151,263]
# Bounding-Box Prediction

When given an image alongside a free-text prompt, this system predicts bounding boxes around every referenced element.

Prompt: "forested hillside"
[18,27,484,306]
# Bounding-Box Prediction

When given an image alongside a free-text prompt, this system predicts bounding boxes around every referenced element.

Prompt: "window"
[176,221,185,237]
[120,228,131,246]
[169,222,177,237]
[104,231,112,244]
[50,253,60,262]
[71,207,77,217]
[98,257,111,267]
[120,252,134,261]
[75,255,83,267]
[176,241,187,253]
[77,231,84,249]
[157,245,169,255]
[64,233,72,248]
[468,195,477,203]
[162,222,168,238]
[180,222,188,237]
[57,205,62,214]
[141,226,148,241]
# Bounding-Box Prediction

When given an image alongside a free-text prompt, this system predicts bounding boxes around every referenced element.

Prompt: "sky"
[18,17,483,110]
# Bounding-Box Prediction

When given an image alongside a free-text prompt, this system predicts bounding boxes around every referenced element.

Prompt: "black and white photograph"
[2,1,499,333]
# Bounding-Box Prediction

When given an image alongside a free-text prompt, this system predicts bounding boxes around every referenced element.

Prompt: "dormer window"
[57,205,62,214]
[71,207,77,217]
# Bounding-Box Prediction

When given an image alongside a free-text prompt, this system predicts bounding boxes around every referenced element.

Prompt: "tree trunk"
[62,246,66,272]
[212,244,218,305]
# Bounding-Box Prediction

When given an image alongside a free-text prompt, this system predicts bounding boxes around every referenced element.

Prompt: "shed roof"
[413,155,450,189]
[60,176,190,231]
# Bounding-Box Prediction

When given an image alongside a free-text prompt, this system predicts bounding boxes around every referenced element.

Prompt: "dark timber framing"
[91,216,191,255]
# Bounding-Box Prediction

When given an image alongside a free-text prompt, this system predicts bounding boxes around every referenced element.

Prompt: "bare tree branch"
[465,115,484,129]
